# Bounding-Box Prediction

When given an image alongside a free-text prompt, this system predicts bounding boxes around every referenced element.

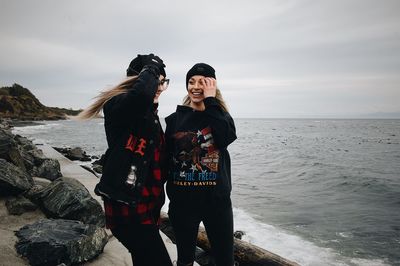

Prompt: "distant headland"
[0,83,82,120]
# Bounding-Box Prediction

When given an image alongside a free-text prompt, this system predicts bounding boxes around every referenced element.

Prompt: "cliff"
[0,83,81,120]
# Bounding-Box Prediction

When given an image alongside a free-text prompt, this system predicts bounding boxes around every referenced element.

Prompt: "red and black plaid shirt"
[104,134,166,229]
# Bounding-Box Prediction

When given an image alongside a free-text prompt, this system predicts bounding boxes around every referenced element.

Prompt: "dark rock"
[32,176,52,187]
[234,230,246,240]
[5,195,38,215]
[80,164,98,176]
[30,177,105,226]
[67,147,91,161]
[24,184,46,199]
[54,146,92,161]
[0,158,33,196]
[93,153,107,166]
[14,135,62,180]
[15,219,109,266]
[31,158,62,181]
[0,118,12,130]
[0,129,26,170]
[92,164,103,174]
[53,146,70,154]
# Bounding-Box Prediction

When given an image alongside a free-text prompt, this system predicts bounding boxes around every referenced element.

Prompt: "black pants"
[111,223,172,266]
[168,196,234,266]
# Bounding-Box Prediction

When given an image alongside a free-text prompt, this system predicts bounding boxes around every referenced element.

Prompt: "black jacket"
[94,67,163,206]
[165,97,237,201]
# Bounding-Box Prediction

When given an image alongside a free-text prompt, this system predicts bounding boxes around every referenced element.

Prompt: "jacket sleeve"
[203,97,237,149]
[104,67,159,124]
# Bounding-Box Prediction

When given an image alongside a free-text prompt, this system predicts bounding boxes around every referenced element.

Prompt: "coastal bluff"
[0,83,80,120]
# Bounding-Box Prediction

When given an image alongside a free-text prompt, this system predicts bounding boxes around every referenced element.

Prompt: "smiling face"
[187,75,206,106]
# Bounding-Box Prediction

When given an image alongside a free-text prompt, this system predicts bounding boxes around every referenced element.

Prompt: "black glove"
[140,54,166,77]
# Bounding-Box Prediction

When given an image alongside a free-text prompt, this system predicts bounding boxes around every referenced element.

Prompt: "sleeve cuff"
[203,97,219,108]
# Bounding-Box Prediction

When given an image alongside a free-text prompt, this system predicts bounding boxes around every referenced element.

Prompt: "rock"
[24,184,47,199]
[14,135,62,180]
[93,153,107,166]
[31,158,62,181]
[81,164,98,176]
[15,219,109,266]
[29,177,105,227]
[54,146,92,161]
[0,118,12,130]
[67,147,91,161]
[234,230,246,240]
[0,158,33,196]
[32,176,52,187]
[0,129,26,170]
[5,195,37,215]
[92,164,103,174]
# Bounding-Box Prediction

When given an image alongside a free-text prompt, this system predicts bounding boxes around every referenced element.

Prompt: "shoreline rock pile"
[0,119,108,265]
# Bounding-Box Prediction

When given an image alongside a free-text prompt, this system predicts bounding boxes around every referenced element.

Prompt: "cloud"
[1,0,399,117]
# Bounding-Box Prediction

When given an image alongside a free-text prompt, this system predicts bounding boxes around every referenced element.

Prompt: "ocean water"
[12,118,400,266]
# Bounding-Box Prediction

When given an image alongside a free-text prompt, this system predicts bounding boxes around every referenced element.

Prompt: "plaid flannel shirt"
[104,134,166,228]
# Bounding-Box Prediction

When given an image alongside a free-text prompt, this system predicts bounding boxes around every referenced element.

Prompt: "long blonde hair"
[77,76,138,119]
[183,88,229,112]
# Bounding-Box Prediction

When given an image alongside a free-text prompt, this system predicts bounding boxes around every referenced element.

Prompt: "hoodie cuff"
[203,97,219,108]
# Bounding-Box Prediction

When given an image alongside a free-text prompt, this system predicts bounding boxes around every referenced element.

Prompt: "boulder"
[14,135,62,180]
[5,195,37,215]
[0,158,33,196]
[15,219,109,266]
[92,164,103,174]
[29,177,105,227]
[0,129,26,170]
[67,147,91,161]
[31,158,62,181]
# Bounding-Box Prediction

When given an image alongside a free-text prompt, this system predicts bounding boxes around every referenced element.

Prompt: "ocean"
[12,118,400,266]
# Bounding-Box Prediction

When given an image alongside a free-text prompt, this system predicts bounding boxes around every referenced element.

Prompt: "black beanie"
[126,54,166,77]
[186,63,216,88]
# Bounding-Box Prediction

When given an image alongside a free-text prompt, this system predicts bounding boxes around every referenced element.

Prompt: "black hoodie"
[165,97,237,202]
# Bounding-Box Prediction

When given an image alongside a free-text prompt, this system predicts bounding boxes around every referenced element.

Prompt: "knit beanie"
[186,63,216,88]
[126,54,166,77]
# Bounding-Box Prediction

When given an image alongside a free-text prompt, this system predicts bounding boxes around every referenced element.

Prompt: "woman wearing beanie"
[165,63,237,266]
[79,54,172,266]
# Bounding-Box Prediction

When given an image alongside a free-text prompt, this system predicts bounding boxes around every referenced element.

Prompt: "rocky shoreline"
[0,118,109,265]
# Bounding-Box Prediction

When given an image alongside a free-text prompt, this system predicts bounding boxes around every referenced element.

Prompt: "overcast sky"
[1,0,399,118]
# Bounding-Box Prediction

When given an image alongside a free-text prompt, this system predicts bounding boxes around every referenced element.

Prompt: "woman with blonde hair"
[165,63,237,266]
[79,54,172,266]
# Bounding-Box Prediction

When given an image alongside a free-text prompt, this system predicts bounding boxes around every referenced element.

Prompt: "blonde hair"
[77,76,138,119]
[183,88,229,113]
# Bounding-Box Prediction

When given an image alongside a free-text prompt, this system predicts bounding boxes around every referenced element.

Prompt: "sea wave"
[232,208,391,266]
[12,123,62,135]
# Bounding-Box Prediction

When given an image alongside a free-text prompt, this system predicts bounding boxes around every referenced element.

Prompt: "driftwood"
[159,212,300,266]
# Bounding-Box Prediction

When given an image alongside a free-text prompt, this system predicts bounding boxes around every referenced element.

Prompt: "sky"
[1,0,400,118]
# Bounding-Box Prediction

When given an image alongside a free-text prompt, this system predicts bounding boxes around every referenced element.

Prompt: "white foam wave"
[232,208,391,266]
[12,123,61,135]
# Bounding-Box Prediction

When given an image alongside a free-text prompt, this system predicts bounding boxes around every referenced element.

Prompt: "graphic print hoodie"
[165,97,237,201]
